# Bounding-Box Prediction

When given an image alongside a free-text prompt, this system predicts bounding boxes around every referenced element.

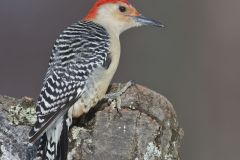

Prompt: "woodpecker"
[29,0,164,159]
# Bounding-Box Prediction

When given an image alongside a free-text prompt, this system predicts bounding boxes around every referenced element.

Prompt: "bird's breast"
[71,34,121,118]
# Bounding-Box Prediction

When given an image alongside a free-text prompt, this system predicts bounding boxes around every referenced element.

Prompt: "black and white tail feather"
[35,114,69,160]
[29,21,110,160]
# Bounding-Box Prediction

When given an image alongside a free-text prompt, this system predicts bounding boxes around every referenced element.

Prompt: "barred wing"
[29,21,111,143]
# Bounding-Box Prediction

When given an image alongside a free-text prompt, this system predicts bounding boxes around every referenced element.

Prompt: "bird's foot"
[105,81,135,114]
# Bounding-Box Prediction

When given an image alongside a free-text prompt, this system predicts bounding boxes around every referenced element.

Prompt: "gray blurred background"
[0,0,240,159]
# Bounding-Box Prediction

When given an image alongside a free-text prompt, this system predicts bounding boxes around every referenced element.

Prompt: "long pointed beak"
[133,15,165,28]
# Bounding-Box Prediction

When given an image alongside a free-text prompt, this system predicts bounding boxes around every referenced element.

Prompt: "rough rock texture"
[0,84,184,160]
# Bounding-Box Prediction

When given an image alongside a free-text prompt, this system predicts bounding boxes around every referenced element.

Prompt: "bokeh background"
[1,0,240,159]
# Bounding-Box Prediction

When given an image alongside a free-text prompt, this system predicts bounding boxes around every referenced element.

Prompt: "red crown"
[85,0,130,20]
[94,0,129,7]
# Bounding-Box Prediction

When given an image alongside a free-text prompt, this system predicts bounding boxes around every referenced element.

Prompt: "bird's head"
[85,0,164,36]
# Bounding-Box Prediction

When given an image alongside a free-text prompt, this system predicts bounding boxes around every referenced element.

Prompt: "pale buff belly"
[70,67,115,118]
[70,30,120,118]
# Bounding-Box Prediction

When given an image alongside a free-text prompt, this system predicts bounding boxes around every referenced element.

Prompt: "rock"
[0,84,184,160]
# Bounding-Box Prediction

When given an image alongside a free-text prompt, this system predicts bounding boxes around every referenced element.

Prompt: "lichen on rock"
[144,142,161,160]
[0,84,184,160]
[6,97,36,125]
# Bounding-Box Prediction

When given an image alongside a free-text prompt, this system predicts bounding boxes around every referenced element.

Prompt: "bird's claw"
[105,81,135,114]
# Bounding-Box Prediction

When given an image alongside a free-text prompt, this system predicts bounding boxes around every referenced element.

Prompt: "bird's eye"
[119,6,127,13]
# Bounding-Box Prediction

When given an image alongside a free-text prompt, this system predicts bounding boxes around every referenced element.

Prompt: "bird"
[28,0,164,159]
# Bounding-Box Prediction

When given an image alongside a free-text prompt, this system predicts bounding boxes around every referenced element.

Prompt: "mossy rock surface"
[0,84,184,160]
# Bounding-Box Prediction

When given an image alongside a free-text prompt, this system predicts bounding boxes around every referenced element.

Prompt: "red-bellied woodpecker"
[29,0,164,159]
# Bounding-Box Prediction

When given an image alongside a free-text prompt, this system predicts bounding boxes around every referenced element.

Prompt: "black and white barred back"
[29,21,111,160]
